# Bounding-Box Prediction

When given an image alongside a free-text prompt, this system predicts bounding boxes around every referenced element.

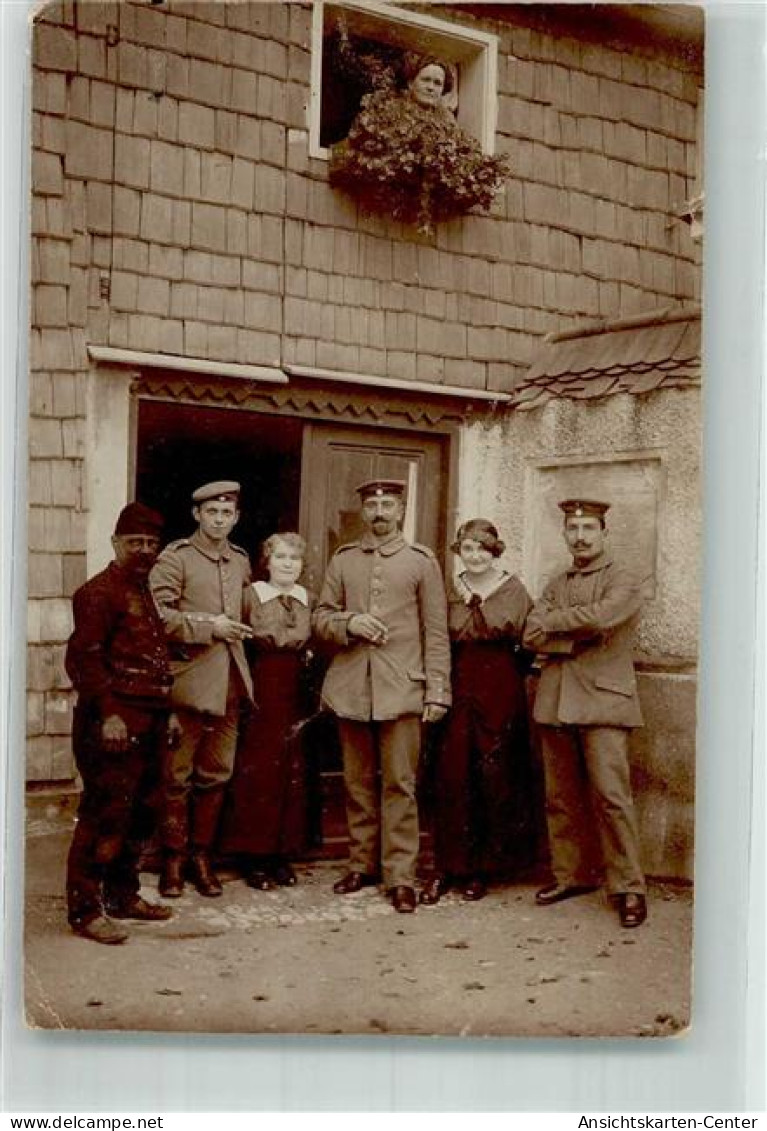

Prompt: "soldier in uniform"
[313,479,451,913]
[523,498,648,928]
[150,481,254,898]
[65,502,175,944]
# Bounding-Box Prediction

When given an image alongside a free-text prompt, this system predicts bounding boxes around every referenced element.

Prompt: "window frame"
[309,0,500,160]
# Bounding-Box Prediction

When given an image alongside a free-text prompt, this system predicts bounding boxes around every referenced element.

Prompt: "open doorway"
[134,400,303,570]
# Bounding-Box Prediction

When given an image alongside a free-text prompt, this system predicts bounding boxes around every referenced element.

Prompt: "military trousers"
[67,704,166,926]
[540,724,646,896]
[338,715,422,890]
[161,670,244,854]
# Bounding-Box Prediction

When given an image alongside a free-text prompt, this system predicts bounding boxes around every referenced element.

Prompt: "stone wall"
[28,0,702,783]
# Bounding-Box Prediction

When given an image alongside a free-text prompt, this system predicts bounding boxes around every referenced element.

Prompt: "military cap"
[558,498,610,519]
[356,478,407,500]
[113,501,164,537]
[192,480,241,504]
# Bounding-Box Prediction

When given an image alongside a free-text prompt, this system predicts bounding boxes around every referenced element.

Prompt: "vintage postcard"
[25,0,701,1037]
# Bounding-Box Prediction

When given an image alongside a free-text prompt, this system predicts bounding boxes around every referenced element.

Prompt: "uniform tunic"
[432,572,536,879]
[65,562,172,925]
[219,582,314,859]
[313,531,451,888]
[523,552,646,895]
[149,531,254,853]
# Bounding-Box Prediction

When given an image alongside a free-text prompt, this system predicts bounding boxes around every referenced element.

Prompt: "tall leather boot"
[159,853,186,898]
[189,788,225,897]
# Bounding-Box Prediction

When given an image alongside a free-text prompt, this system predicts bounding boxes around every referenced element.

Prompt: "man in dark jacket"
[65,502,176,944]
[523,498,647,928]
[313,479,451,913]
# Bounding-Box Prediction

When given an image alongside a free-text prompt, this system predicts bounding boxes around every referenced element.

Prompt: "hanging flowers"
[327,46,510,233]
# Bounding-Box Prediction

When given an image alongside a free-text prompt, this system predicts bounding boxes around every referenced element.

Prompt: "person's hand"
[348,613,388,645]
[422,704,448,724]
[101,714,129,751]
[167,712,183,749]
[211,614,253,642]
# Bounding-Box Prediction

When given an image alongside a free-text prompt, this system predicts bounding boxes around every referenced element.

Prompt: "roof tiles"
[513,304,701,409]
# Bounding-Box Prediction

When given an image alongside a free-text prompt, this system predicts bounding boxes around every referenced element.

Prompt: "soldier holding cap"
[65,502,176,944]
[150,480,254,898]
[313,479,451,913]
[523,498,648,928]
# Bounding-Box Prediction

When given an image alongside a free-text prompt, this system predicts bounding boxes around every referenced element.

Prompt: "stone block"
[76,1,117,35]
[190,202,227,252]
[196,285,225,324]
[34,70,67,115]
[29,415,64,459]
[627,166,669,211]
[35,284,67,328]
[387,350,417,382]
[114,134,150,189]
[111,237,148,274]
[445,358,487,389]
[178,101,215,149]
[158,96,179,142]
[27,689,46,736]
[183,250,213,284]
[168,199,190,249]
[147,243,183,281]
[166,54,190,99]
[44,690,74,734]
[84,181,111,235]
[62,417,85,458]
[26,735,54,781]
[140,194,174,244]
[39,599,73,644]
[207,324,238,361]
[149,140,184,196]
[32,149,64,197]
[133,90,159,137]
[170,281,198,319]
[28,555,63,601]
[50,372,77,418]
[38,238,70,284]
[222,289,245,325]
[165,15,188,54]
[117,41,148,90]
[253,166,285,215]
[133,3,166,48]
[28,459,53,506]
[78,33,106,79]
[243,291,282,332]
[231,68,258,114]
[34,23,76,71]
[114,88,134,133]
[186,17,220,63]
[235,328,281,366]
[215,110,237,154]
[126,313,168,353]
[225,209,247,255]
[190,59,231,108]
[136,276,171,317]
[184,320,208,356]
[200,152,232,204]
[110,270,138,312]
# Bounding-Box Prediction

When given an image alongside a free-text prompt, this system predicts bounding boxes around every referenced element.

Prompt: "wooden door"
[299,422,449,591]
[298,421,452,853]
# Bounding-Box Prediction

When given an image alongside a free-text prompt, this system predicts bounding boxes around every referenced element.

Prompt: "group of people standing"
[64,476,648,946]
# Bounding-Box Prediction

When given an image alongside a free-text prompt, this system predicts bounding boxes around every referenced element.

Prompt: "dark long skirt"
[219,651,308,858]
[431,640,535,878]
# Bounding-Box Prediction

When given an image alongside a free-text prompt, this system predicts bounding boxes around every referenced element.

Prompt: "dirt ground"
[23,805,693,1040]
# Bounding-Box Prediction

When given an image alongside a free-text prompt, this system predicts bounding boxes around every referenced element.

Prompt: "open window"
[309,0,499,159]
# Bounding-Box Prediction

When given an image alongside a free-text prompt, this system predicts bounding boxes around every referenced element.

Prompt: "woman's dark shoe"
[271,861,298,887]
[246,869,276,891]
[462,877,487,901]
[419,874,451,905]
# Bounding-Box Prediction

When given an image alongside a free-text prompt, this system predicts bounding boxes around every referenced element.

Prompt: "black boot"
[189,850,223,897]
[159,854,186,898]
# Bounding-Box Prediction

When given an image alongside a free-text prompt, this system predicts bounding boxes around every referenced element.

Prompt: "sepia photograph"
[24,0,702,1038]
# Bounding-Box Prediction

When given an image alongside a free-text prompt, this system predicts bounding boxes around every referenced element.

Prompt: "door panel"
[300,422,448,592]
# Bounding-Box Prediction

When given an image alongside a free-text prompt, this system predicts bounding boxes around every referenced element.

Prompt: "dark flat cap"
[114,502,164,537]
[192,480,241,504]
[356,479,407,500]
[558,498,610,518]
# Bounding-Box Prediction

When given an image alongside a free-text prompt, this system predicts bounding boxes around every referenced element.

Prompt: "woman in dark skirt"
[219,532,314,889]
[420,518,534,904]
